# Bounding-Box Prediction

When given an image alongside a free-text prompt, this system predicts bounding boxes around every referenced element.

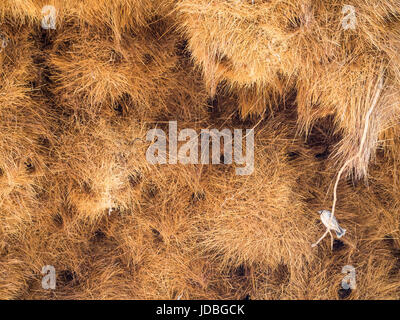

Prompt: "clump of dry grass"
[239,125,400,299]
[0,22,51,247]
[0,0,47,25]
[51,115,150,222]
[48,20,176,110]
[122,162,252,300]
[0,257,33,299]
[0,21,54,300]
[48,16,209,121]
[1,0,400,301]
[0,0,166,29]
[176,0,295,116]
[185,110,317,272]
[176,0,400,178]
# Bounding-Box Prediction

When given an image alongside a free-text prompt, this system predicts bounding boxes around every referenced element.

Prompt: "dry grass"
[0,22,51,250]
[195,117,316,270]
[0,0,399,300]
[177,0,400,178]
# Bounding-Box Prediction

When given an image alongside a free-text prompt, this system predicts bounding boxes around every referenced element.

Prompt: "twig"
[312,70,385,249]
[329,70,384,225]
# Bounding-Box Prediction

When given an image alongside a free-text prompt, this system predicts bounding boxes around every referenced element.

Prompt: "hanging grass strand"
[312,70,385,249]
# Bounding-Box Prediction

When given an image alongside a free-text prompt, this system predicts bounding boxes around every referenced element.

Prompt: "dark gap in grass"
[128,170,143,188]
[338,287,352,299]
[287,151,300,161]
[92,229,107,242]
[332,239,345,252]
[58,270,78,285]
[190,191,205,205]
[24,159,35,174]
[53,213,63,227]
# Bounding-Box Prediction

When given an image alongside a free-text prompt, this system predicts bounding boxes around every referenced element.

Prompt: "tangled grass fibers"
[0,0,399,300]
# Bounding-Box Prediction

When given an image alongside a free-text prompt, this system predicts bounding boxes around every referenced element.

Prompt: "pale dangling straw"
[312,70,385,249]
